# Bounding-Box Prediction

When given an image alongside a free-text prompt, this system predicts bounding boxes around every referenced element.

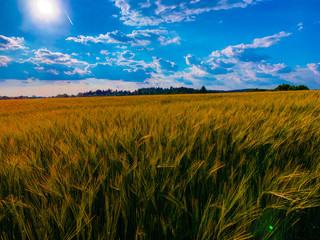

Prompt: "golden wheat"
[1,91,320,239]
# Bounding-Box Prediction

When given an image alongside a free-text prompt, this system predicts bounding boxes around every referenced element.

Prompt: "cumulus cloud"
[84,50,180,83]
[66,31,134,44]
[0,48,93,79]
[158,36,180,46]
[307,63,320,75]
[100,51,152,70]
[237,31,291,49]
[0,35,26,50]
[2,29,316,94]
[110,0,265,26]
[186,54,232,75]
[34,66,60,75]
[66,29,180,47]
[111,51,178,75]
[279,67,320,88]
[64,67,92,76]
[88,63,152,82]
[257,63,290,74]
[27,48,90,76]
[100,50,110,55]
[185,54,201,66]
[31,48,88,66]
[120,50,135,59]
[168,31,311,89]
[211,31,291,59]
[85,51,152,82]
[47,69,59,75]
[0,56,12,67]
[153,57,178,72]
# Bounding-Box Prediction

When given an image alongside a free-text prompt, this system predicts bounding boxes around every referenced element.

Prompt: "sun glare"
[37,0,53,15]
[31,0,60,22]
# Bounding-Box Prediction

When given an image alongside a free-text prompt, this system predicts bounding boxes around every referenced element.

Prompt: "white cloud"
[257,63,287,74]
[100,50,110,55]
[64,67,92,75]
[47,69,59,75]
[280,66,320,87]
[307,63,320,75]
[185,54,200,66]
[34,66,44,70]
[34,66,60,75]
[120,50,135,59]
[0,56,12,67]
[31,48,88,67]
[110,0,265,26]
[298,22,304,31]
[116,45,128,49]
[211,31,291,58]
[66,29,180,47]
[21,48,92,78]
[96,51,151,69]
[100,51,179,75]
[237,31,292,49]
[0,35,26,50]
[159,36,181,46]
[153,57,178,72]
[168,31,320,89]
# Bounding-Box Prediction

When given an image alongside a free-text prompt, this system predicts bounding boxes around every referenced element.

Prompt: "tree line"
[0,84,310,99]
[55,84,310,98]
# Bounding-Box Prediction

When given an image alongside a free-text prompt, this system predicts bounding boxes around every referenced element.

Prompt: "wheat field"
[1,91,320,239]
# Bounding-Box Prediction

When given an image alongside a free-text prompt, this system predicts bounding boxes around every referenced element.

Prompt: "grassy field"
[1,91,320,239]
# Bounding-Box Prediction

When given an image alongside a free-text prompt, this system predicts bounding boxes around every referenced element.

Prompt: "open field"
[1,91,320,239]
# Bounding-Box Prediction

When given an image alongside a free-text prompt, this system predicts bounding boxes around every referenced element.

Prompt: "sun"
[37,0,53,15]
[31,0,60,22]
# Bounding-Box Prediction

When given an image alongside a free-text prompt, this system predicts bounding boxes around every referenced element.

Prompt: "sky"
[0,0,320,96]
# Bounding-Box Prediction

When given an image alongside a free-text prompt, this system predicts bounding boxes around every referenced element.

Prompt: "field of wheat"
[1,91,320,239]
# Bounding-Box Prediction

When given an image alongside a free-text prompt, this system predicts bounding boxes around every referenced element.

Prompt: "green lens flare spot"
[269,226,274,230]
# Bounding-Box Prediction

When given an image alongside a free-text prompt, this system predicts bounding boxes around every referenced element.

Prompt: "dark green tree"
[274,84,291,91]
[199,86,208,93]
[274,84,309,91]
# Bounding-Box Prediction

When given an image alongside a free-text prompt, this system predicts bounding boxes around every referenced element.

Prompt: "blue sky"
[0,0,320,96]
